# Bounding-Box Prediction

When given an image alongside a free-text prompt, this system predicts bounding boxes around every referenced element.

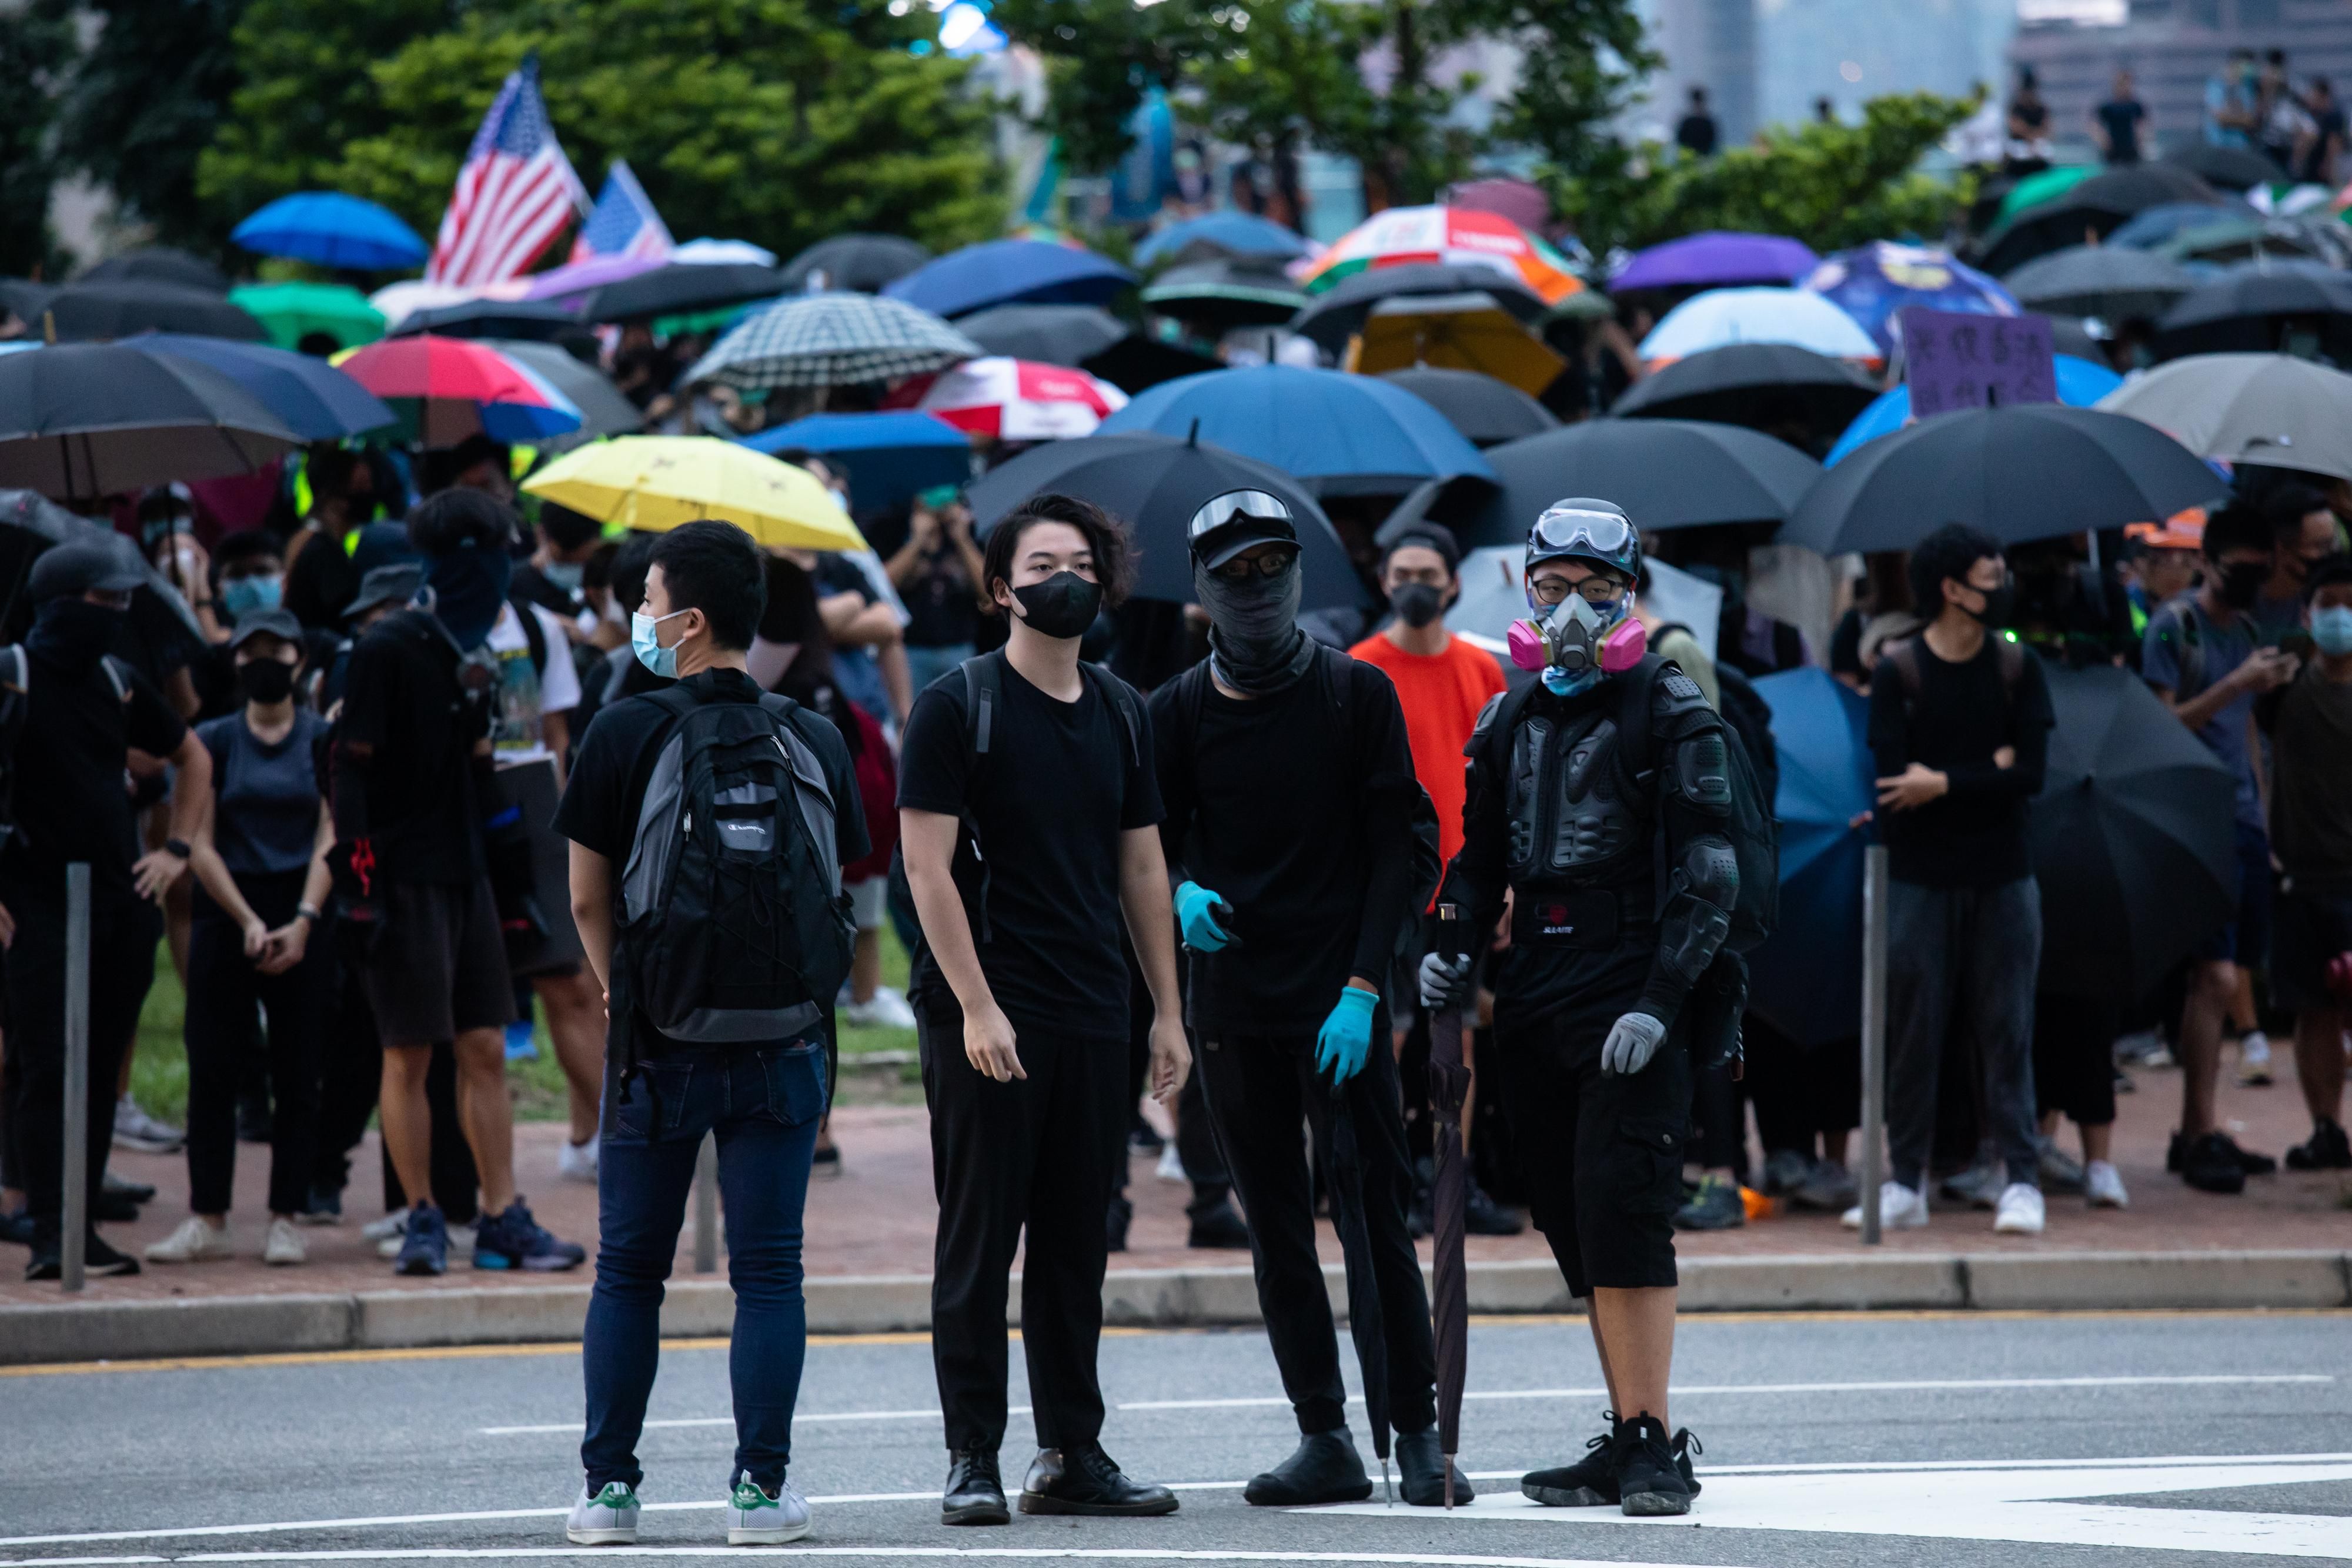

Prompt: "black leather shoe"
[941,1449,1009,1526]
[1019,1445,1178,1516]
[1395,1426,1475,1507]
[1613,1413,1693,1516]
[1523,1413,1623,1506]
[103,1171,156,1204]
[1243,1429,1372,1506]
[1187,1197,1251,1250]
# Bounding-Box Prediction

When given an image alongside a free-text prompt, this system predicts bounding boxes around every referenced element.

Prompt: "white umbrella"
[1639,287,1880,364]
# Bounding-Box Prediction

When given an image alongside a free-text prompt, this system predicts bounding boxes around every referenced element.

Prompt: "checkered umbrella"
[684,293,980,390]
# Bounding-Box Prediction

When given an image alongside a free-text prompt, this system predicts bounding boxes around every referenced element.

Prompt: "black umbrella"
[81,247,231,295]
[956,303,1128,366]
[1608,342,1879,448]
[2153,261,2352,360]
[1780,404,2225,556]
[0,342,300,499]
[2033,664,2237,1002]
[1142,259,1308,332]
[2163,142,2288,192]
[1081,334,1221,396]
[1977,165,2220,275]
[1324,1079,1393,1504]
[777,233,931,294]
[579,262,790,323]
[389,298,585,343]
[1292,263,1549,355]
[2036,312,2106,363]
[38,282,266,343]
[1999,245,2199,323]
[1379,367,1558,446]
[0,489,207,647]
[1429,418,1822,550]
[1425,904,1470,1507]
[965,430,1368,610]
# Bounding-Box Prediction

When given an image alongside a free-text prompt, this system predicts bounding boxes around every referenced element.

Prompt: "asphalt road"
[5,1310,2351,1567]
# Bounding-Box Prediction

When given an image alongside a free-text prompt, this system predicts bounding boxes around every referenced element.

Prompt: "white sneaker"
[726,1471,810,1544]
[559,1136,600,1184]
[567,1480,640,1546]
[1840,1181,1929,1229]
[841,985,917,1031]
[1993,1182,2046,1235]
[1155,1142,1186,1183]
[2085,1159,2129,1209]
[112,1094,183,1154]
[2237,1030,2274,1086]
[145,1216,232,1263]
[361,1207,411,1242]
[263,1216,307,1265]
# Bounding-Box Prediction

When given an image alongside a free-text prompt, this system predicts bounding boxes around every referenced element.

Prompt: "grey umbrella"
[2002,245,2199,323]
[2097,352,2352,482]
[0,343,299,499]
[483,339,645,438]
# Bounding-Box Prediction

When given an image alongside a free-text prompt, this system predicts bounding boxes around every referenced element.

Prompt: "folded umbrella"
[684,293,981,392]
[747,410,971,517]
[228,282,386,352]
[2000,245,2199,322]
[1425,904,1471,1506]
[38,282,266,343]
[1378,367,1557,447]
[81,248,229,294]
[1291,263,1549,356]
[232,192,429,271]
[0,343,299,499]
[522,435,865,551]
[1976,165,2221,275]
[884,239,1135,317]
[2096,351,2352,481]
[1299,205,1583,306]
[482,340,644,440]
[1134,211,1309,269]
[1141,259,1308,332]
[133,334,396,441]
[779,233,932,294]
[1746,668,1872,1046]
[2153,260,2352,360]
[1638,287,1880,364]
[389,299,585,343]
[579,262,789,323]
[335,335,583,445]
[964,430,1365,610]
[1803,242,2020,358]
[1609,342,1879,449]
[1611,230,1818,293]
[892,357,1125,441]
[1354,292,1568,397]
[1825,354,2122,467]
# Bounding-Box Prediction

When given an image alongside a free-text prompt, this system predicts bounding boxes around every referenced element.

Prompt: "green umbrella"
[1998,164,2098,224]
[228,282,386,352]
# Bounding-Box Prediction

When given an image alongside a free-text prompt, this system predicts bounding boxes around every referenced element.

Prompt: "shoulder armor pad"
[1466,690,1507,755]
[1650,661,1717,729]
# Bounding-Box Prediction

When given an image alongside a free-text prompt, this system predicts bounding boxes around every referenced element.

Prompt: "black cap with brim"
[228,607,304,651]
[1188,488,1299,570]
[28,540,144,601]
[346,563,422,622]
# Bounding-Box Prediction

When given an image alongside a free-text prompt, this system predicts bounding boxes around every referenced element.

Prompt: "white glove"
[1601,1011,1668,1076]
[1418,951,1473,1011]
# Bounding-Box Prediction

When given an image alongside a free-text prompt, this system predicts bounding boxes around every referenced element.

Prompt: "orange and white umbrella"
[1295,205,1584,306]
[897,356,1127,440]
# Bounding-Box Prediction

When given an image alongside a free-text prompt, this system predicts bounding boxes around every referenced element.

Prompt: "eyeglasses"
[1529,574,1625,607]
[1212,547,1297,580]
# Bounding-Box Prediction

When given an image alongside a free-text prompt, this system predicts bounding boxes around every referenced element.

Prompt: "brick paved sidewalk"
[5,1048,2345,1309]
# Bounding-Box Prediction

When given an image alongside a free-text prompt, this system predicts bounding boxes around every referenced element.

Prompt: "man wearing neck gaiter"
[1149,491,1468,1506]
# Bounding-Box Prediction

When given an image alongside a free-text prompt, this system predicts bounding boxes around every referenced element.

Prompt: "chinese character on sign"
[1903,306,2054,417]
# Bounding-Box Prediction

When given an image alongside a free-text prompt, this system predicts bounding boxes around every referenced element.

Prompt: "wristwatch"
[296,902,322,924]
[164,838,192,860]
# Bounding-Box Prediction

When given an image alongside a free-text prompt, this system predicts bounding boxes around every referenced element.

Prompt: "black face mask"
[237,658,297,705]
[27,599,125,677]
[1963,582,2016,628]
[2219,560,2269,610]
[1009,571,1104,640]
[1391,581,1444,629]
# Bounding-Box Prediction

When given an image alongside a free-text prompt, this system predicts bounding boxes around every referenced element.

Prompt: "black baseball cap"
[228,607,304,651]
[346,563,422,622]
[29,540,145,601]
[1187,489,1298,569]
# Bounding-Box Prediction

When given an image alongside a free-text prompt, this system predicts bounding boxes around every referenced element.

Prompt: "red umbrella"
[335,334,581,444]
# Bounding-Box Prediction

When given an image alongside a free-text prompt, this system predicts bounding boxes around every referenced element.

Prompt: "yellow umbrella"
[520,435,865,551]
[1350,290,1568,396]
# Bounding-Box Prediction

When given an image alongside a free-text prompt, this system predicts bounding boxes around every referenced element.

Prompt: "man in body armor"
[1421,500,1739,1518]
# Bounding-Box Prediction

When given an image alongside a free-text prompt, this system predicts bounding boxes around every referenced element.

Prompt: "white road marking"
[1,1553,1733,1568]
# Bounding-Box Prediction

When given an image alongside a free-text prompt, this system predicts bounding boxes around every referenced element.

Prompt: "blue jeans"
[582,1041,826,1491]
[904,641,974,694]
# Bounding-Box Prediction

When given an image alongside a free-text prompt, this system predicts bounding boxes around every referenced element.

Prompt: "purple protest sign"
[1900,306,2056,417]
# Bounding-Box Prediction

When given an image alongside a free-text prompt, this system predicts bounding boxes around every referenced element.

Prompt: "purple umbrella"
[1803,242,2019,357]
[1612,231,1819,293]
[519,253,666,305]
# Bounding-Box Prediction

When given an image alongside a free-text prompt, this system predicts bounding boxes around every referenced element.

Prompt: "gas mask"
[1509,586,1646,697]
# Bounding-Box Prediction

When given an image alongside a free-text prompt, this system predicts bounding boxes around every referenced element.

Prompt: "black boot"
[1522,1413,1623,1506]
[1018,1445,1178,1516]
[1395,1427,1475,1506]
[1613,1413,1693,1517]
[1243,1429,1372,1506]
[941,1449,1009,1526]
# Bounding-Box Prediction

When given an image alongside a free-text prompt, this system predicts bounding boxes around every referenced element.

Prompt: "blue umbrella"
[133,333,395,440]
[1746,667,1872,1047]
[1096,364,1494,496]
[1803,242,2019,357]
[2106,199,2261,251]
[883,239,1135,318]
[232,192,430,271]
[749,410,972,516]
[1134,211,1309,268]
[1825,353,2124,467]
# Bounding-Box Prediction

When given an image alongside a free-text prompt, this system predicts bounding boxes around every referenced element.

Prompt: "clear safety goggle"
[1188,489,1294,545]
[1529,504,1635,563]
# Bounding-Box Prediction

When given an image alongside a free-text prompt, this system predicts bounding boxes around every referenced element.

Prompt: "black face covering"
[28,599,124,677]
[237,658,297,705]
[1195,554,1314,695]
[2219,560,2269,610]
[1391,581,1444,629]
[1010,571,1104,640]
[1963,581,2016,628]
[423,541,513,652]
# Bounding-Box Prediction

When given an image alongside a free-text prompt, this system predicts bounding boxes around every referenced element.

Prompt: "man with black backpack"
[1154,490,1466,1508]
[556,520,867,1549]
[1420,499,1768,1519]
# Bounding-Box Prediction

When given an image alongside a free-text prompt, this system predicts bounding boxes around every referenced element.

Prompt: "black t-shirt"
[1675,112,1718,156]
[1829,606,1866,679]
[900,541,981,651]
[285,530,360,631]
[896,656,1162,1044]
[1151,657,1418,1033]
[338,610,489,885]
[2303,106,2347,182]
[509,563,584,626]
[2097,98,2145,162]
[1,651,188,905]
[1867,634,2055,888]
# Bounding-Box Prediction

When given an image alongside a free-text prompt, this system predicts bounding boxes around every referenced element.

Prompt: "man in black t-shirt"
[2090,68,2147,164]
[1673,86,1718,158]
[1863,524,2055,1238]
[1151,490,1465,1508]
[898,493,1188,1527]
[1,543,213,1279]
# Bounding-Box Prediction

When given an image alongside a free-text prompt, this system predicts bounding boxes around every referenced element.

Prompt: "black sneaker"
[0,1207,35,1248]
[1018,1445,1178,1516]
[25,1226,141,1281]
[1464,1182,1525,1236]
[1613,1413,1693,1516]
[2170,1129,2277,1178]
[1670,1427,1704,1497]
[93,1189,141,1223]
[943,1449,1009,1526]
[102,1171,156,1205]
[2178,1131,2247,1195]
[1394,1426,1474,1507]
[1673,1174,1745,1231]
[1105,1193,1132,1253]
[1243,1429,1372,1506]
[1187,1198,1251,1250]
[1521,1413,1624,1506]
[473,1198,586,1271]
[2286,1118,2352,1171]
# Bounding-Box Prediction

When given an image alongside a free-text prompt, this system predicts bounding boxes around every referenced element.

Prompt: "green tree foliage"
[0,5,78,278]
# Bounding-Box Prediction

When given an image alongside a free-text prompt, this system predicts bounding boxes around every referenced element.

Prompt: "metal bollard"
[60,862,91,1292]
[693,1132,719,1273]
[1858,844,1889,1246]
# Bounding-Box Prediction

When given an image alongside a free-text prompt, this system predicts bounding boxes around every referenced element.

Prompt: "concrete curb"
[5,1250,2346,1366]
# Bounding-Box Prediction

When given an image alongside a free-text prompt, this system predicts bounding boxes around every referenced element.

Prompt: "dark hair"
[406,487,517,557]
[538,500,603,552]
[978,492,1134,613]
[1688,85,1707,103]
[211,529,283,584]
[2202,499,2274,560]
[2262,483,2334,539]
[417,434,507,496]
[308,446,359,500]
[1907,523,2004,612]
[759,555,835,687]
[2303,554,2352,601]
[648,520,764,651]
[609,532,658,615]
[1382,526,1459,576]
[2315,75,2334,95]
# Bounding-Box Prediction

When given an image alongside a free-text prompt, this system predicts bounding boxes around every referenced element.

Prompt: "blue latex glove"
[1174,880,1234,951]
[1316,986,1379,1084]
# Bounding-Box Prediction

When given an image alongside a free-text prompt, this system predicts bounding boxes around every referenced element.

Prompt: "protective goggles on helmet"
[1189,489,1298,570]
[1526,499,1638,579]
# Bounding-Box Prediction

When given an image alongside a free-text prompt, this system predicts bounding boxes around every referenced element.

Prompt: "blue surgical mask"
[542,560,585,595]
[631,607,689,678]
[220,574,283,617]
[2313,604,2352,657]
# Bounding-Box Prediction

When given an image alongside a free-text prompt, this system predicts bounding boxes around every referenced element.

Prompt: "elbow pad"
[1659,835,1739,983]
[1669,730,1734,817]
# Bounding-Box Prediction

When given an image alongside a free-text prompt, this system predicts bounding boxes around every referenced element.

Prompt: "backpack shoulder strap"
[0,645,27,695]
[98,654,131,704]
[513,597,549,678]
[963,648,1004,762]
[1080,660,1141,770]
[1613,653,1672,782]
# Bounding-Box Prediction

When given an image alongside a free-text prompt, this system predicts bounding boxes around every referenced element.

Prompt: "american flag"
[570,159,674,263]
[426,54,589,287]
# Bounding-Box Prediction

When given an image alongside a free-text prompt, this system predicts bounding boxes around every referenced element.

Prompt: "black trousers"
[1195,1022,1437,1437]
[310,966,382,1203]
[1745,1015,1862,1156]
[920,1006,1127,1456]
[185,875,330,1217]
[0,884,159,1227]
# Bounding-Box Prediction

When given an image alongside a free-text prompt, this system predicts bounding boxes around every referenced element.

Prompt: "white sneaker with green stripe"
[566,1480,640,1544]
[726,1471,810,1544]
